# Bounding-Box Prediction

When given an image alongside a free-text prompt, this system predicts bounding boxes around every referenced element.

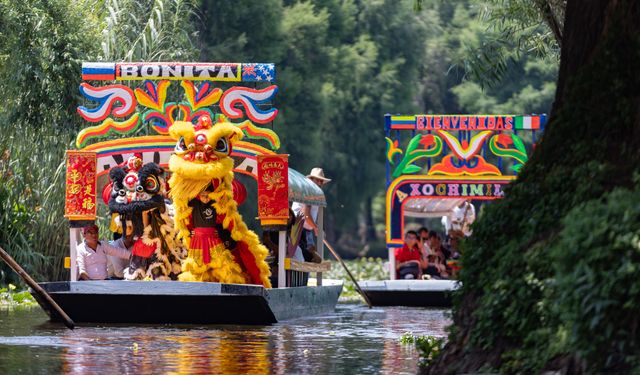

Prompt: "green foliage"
[0,0,100,131]
[325,258,387,302]
[551,188,640,373]
[437,3,558,114]
[100,0,199,61]
[0,285,38,309]
[0,126,72,283]
[400,333,445,368]
[459,0,563,86]
[437,6,640,373]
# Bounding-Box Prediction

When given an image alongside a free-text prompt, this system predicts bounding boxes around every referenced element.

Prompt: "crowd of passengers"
[394,227,462,280]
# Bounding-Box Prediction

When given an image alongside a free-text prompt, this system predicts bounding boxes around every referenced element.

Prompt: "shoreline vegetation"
[0,284,37,309]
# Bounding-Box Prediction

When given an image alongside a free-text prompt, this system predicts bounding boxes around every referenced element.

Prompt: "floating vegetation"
[0,284,37,309]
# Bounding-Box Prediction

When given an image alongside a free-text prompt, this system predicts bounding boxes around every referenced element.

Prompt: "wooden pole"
[277,230,286,288]
[316,206,324,286]
[322,238,372,308]
[0,246,75,329]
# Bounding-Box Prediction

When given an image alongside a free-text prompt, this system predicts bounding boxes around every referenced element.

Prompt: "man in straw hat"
[291,167,331,263]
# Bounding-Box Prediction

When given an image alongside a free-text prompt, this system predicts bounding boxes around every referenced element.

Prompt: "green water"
[0,305,449,374]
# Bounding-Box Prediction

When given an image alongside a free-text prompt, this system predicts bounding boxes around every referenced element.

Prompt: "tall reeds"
[0,125,73,283]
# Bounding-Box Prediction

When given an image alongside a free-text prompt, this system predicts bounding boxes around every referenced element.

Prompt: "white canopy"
[402,198,467,218]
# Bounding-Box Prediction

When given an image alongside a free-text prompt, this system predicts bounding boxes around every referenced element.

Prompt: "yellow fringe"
[179,245,247,284]
[169,121,271,287]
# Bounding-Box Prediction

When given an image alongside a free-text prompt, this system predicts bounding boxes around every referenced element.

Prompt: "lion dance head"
[168,115,271,287]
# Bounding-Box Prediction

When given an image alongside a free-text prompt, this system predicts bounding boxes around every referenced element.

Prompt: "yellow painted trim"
[260,218,288,226]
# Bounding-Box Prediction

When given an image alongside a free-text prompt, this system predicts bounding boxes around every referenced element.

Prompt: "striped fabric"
[82,62,116,81]
[514,115,541,130]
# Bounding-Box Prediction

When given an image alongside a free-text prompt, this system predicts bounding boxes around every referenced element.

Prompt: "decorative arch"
[82,135,274,196]
[385,175,515,246]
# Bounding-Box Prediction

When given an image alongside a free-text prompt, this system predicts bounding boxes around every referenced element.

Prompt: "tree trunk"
[424,1,640,373]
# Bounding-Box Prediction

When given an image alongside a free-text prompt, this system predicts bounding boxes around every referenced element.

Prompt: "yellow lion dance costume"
[168,115,271,287]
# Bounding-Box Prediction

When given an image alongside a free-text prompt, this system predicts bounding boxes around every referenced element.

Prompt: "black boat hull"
[360,280,458,308]
[33,280,342,325]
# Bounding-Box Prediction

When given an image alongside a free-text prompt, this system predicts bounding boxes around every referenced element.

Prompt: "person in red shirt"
[395,230,427,279]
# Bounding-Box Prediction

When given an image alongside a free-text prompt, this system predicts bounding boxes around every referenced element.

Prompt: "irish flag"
[514,115,541,130]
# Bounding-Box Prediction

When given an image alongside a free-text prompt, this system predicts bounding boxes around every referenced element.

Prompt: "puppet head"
[108,155,166,236]
[168,115,243,184]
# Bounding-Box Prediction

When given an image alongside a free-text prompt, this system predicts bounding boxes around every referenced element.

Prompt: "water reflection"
[0,305,449,374]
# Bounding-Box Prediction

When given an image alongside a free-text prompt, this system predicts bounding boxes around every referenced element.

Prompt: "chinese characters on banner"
[64,151,97,221]
[257,154,289,226]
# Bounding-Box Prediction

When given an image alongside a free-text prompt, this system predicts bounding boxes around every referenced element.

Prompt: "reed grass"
[0,125,73,284]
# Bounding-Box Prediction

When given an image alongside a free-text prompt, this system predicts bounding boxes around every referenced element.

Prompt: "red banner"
[64,151,97,221]
[257,154,289,226]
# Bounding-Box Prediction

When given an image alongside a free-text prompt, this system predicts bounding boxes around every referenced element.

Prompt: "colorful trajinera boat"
[359,113,545,307]
[32,61,342,324]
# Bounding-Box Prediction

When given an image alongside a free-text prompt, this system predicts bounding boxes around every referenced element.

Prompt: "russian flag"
[82,62,116,81]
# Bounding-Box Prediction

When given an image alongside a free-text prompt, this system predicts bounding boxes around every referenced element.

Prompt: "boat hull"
[33,280,342,325]
[360,280,458,308]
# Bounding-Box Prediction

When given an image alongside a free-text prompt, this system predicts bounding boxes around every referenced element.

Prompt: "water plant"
[325,257,388,302]
[400,332,445,368]
[0,284,37,309]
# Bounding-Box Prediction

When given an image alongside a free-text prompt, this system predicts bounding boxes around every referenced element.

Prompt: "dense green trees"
[426,0,640,373]
[0,0,556,282]
[198,0,557,253]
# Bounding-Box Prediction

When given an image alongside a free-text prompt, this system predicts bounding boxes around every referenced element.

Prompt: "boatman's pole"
[0,246,75,329]
[323,239,373,308]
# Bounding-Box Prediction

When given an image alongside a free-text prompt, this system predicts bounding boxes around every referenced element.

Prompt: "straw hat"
[307,167,331,183]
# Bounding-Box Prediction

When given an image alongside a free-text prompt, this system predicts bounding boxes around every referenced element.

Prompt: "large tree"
[426,0,640,373]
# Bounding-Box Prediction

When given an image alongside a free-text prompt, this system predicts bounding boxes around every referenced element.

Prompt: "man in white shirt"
[77,224,131,281]
[291,167,331,263]
[107,221,135,279]
[442,200,476,237]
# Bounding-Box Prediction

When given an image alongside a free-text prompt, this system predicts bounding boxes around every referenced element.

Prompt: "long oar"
[323,238,372,308]
[0,246,75,329]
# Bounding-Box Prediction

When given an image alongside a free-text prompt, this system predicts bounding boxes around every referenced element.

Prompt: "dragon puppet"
[168,115,272,287]
[107,155,186,280]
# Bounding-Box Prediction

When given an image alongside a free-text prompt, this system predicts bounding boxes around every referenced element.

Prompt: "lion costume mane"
[168,115,271,287]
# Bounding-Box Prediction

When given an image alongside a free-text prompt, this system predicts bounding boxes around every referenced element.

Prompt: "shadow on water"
[0,304,450,374]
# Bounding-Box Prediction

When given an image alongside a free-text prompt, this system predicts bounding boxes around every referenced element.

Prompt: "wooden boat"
[360,279,457,308]
[359,113,545,308]
[31,61,342,325]
[35,279,342,325]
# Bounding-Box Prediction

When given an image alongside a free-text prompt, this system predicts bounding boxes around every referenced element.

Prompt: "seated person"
[423,231,449,279]
[77,224,131,281]
[395,230,426,279]
[107,221,135,279]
